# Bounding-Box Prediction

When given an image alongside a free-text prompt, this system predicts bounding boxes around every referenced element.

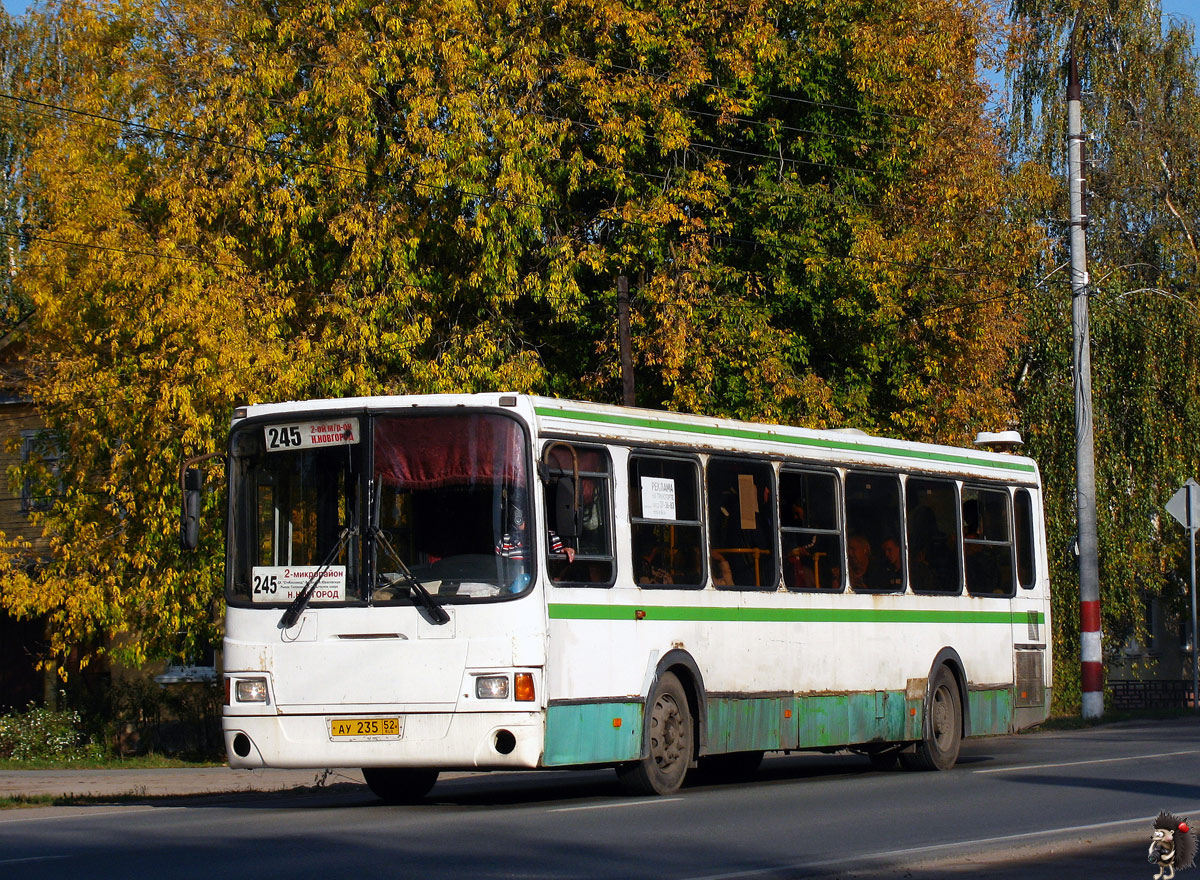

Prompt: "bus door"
[1009,488,1048,715]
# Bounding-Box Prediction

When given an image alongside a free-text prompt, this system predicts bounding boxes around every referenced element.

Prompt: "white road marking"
[0,805,168,824]
[548,797,684,812]
[973,748,1200,774]
[679,807,1200,880]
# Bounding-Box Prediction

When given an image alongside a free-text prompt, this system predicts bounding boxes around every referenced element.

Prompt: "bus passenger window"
[962,486,1015,597]
[542,444,615,587]
[629,456,704,590]
[706,458,777,589]
[906,478,961,594]
[780,469,842,591]
[845,472,903,593]
[1015,489,1036,589]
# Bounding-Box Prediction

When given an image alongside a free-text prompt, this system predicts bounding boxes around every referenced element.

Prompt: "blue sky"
[1164,0,1200,30]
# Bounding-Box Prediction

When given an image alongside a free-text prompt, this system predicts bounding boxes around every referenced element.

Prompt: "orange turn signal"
[514,672,535,702]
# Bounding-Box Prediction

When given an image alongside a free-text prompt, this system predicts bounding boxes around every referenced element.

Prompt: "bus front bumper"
[223,710,544,770]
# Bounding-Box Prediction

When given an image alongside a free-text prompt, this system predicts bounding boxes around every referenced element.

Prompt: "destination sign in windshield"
[264,418,360,452]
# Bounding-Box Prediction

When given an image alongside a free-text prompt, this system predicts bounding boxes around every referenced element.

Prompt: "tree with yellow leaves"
[0,0,1038,676]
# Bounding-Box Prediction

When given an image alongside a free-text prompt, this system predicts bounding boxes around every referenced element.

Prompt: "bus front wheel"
[362,767,439,803]
[617,671,694,795]
[903,665,962,771]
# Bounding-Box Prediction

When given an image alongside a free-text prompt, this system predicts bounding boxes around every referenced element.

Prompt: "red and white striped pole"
[1067,44,1103,719]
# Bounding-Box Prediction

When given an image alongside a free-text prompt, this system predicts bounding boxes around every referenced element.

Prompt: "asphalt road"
[2,717,1199,879]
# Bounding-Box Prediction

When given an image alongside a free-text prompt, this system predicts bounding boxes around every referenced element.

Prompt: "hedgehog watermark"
[1150,811,1198,880]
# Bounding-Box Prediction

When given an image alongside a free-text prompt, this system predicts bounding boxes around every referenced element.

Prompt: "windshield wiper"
[278,526,356,630]
[372,526,450,625]
[369,480,449,625]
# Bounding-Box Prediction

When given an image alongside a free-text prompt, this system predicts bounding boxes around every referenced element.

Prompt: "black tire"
[361,767,439,803]
[696,750,764,783]
[903,665,962,771]
[616,671,694,795]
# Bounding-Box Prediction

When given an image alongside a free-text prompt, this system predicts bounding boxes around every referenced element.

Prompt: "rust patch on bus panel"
[706,696,792,753]
[967,684,1014,735]
[792,689,912,747]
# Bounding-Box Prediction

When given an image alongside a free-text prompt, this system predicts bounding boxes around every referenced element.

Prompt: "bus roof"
[234,393,1040,485]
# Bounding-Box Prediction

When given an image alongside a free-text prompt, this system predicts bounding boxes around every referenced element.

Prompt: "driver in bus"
[495,492,575,563]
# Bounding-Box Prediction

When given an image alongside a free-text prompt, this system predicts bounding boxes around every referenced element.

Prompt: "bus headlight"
[234,677,270,703]
[475,675,510,699]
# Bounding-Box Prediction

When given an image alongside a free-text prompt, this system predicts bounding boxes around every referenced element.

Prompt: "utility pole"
[617,274,635,406]
[1068,49,1103,720]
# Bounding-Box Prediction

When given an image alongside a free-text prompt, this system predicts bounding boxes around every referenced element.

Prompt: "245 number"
[265,426,303,450]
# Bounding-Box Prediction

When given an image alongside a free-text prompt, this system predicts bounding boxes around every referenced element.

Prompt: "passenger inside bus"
[637,543,674,585]
[709,550,733,587]
[847,533,872,589]
[881,535,903,590]
[495,492,574,563]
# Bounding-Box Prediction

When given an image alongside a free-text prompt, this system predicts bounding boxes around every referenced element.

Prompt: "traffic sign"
[1167,479,1200,532]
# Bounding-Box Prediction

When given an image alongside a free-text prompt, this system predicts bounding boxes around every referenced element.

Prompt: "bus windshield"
[227,411,534,605]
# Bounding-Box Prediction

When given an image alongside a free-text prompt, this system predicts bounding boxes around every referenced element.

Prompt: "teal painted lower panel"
[967,687,1014,735]
[794,691,912,747]
[543,702,643,766]
[542,687,1016,767]
[707,697,789,752]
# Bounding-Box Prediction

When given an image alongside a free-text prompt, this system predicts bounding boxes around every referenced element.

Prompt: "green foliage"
[0,0,1036,675]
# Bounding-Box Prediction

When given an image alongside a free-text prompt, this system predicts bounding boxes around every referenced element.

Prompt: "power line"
[0,93,1020,278]
[0,228,245,270]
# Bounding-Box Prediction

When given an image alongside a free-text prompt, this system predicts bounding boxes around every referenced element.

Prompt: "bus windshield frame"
[226,408,536,609]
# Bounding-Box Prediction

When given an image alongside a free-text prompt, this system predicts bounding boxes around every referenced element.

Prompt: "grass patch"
[0,790,225,810]
[1034,707,1198,731]
[0,753,225,771]
[0,793,60,809]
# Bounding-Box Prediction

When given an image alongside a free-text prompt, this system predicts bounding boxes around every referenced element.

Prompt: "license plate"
[328,717,403,741]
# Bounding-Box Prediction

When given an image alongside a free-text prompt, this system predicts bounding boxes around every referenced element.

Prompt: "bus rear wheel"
[362,767,439,803]
[902,665,962,771]
[617,671,694,795]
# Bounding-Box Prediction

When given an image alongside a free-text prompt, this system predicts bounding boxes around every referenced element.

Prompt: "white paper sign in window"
[251,566,346,603]
[641,476,677,520]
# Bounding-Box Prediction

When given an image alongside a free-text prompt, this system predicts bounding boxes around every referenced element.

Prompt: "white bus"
[194,393,1051,800]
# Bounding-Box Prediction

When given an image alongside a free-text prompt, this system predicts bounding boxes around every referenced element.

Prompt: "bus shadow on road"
[363,751,947,809]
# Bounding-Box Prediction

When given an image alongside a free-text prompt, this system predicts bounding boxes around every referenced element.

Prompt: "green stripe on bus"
[547,603,1044,626]
[533,406,1038,474]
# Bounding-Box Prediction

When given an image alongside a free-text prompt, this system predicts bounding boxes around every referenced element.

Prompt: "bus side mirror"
[554,477,580,538]
[181,467,203,551]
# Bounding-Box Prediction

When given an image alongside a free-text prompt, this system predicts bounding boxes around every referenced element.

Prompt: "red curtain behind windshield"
[373,414,527,489]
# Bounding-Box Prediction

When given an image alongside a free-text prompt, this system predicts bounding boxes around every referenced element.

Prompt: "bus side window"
[962,486,1015,597]
[906,478,961,594]
[629,455,704,590]
[1015,489,1036,589]
[844,472,904,593]
[780,469,842,592]
[706,458,777,590]
[543,444,615,587]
